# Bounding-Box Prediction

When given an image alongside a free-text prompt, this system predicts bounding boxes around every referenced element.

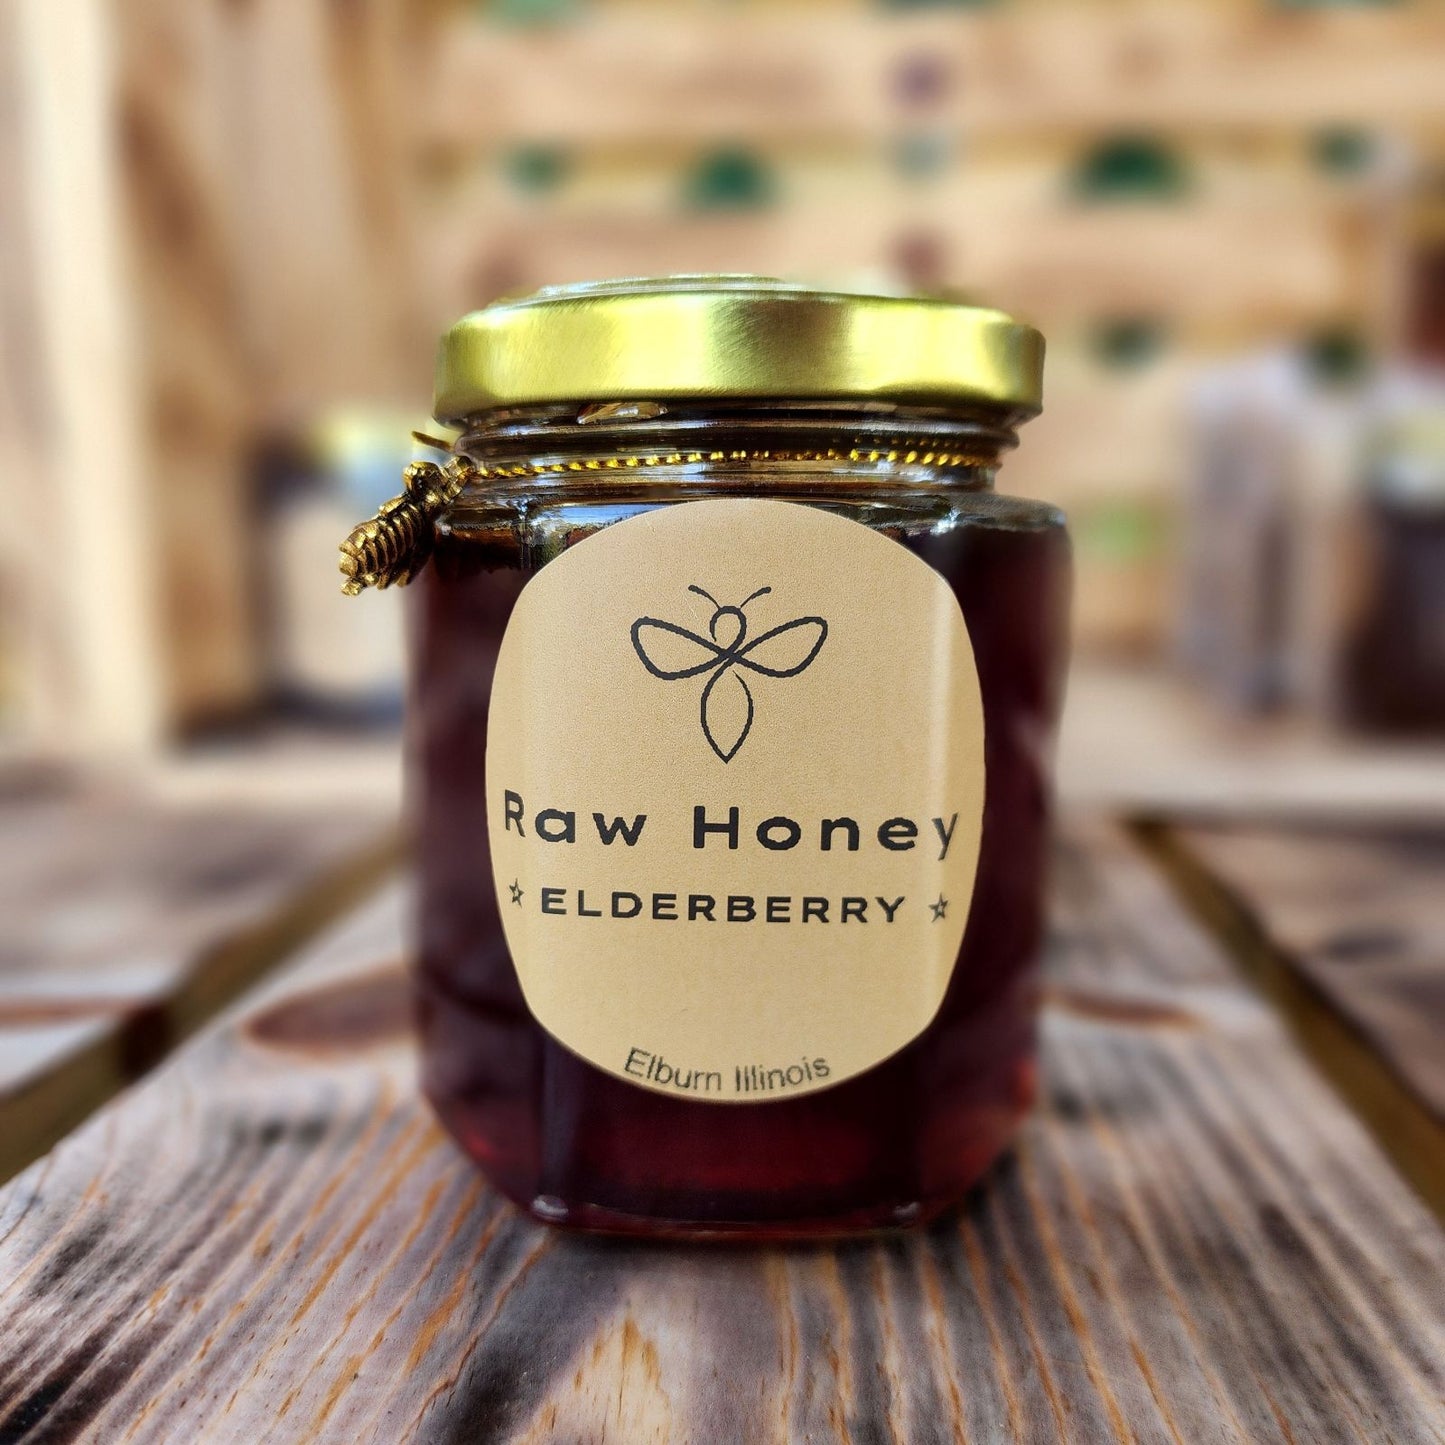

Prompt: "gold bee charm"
[338,458,473,596]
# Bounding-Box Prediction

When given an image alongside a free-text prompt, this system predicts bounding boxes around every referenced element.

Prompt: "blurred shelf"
[430,191,1379,328]
[425,5,1445,149]
[1007,353,1196,503]
[12,0,1436,761]
[1058,659,1445,824]
[135,724,405,813]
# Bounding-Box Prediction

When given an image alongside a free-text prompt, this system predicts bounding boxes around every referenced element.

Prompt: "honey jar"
[342,277,1070,1237]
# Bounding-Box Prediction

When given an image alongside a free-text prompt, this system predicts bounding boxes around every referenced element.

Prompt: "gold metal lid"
[433,275,1044,423]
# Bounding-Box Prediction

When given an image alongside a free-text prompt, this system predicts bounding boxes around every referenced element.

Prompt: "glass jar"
[342,278,1070,1238]
[1341,397,1445,732]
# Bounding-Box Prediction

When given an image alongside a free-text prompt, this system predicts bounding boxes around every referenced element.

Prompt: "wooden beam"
[112,0,266,725]
[423,6,1445,150]
[218,0,431,419]
[427,192,1374,329]
[3,0,166,752]
[1,0,436,748]
[109,0,436,723]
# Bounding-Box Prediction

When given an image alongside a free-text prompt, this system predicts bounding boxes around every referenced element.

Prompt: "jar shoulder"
[439,483,1067,551]
[938,488,1066,532]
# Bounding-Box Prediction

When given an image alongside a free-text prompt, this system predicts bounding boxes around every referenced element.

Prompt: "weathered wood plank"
[0,772,399,1185]
[0,821,1442,1443]
[1146,819,1445,1218]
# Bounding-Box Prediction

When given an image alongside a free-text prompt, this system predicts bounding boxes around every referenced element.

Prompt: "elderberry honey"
[341,277,1070,1237]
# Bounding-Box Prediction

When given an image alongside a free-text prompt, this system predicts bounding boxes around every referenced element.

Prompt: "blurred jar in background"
[1178,345,1370,718]
[1341,386,1445,734]
[263,413,427,723]
[1181,349,1445,737]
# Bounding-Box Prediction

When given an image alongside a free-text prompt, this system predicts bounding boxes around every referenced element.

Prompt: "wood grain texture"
[0,773,399,1185]
[0,821,1443,1443]
[1146,819,1445,1218]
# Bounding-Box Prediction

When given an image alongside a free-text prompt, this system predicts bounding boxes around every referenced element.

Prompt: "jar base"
[516,1191,968,1241]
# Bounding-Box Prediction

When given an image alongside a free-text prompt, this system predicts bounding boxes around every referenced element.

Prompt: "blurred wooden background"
[3,0,1444,751]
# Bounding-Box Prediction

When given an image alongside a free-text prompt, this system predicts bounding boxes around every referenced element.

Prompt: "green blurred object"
[878,0,999,10]
[1090,318,1168,370]
[481,0,581,25]
[1303,327,1371,386]
[1076,500,1166,565]
[894,133,952,181]
[1071,135,1191,202]
[1274,0,1400,9]
[682,147,778,211]
[504,144,571,194]
[1311,127,1378,177]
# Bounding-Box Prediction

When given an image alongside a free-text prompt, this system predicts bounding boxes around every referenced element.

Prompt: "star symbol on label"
[929,895,948,922]
[508,880,524,906]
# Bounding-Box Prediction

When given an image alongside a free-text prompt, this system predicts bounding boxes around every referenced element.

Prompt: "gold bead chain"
[338,447,988,595]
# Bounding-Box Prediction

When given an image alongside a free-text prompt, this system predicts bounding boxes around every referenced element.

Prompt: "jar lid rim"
[433,275,1044,423]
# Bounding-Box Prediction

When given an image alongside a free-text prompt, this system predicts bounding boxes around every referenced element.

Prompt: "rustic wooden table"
[1,812,1442,1443]
[0,769,399,1183]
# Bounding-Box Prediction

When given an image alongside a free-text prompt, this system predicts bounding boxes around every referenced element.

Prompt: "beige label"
[486,498,984,1102]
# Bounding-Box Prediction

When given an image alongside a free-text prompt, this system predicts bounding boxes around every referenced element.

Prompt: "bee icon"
[630,585,828,763]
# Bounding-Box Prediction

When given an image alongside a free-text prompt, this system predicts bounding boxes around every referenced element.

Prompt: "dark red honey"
[410,430,1070,1238]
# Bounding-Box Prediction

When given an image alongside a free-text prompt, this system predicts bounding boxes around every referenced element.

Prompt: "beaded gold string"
[339,446,990,595]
